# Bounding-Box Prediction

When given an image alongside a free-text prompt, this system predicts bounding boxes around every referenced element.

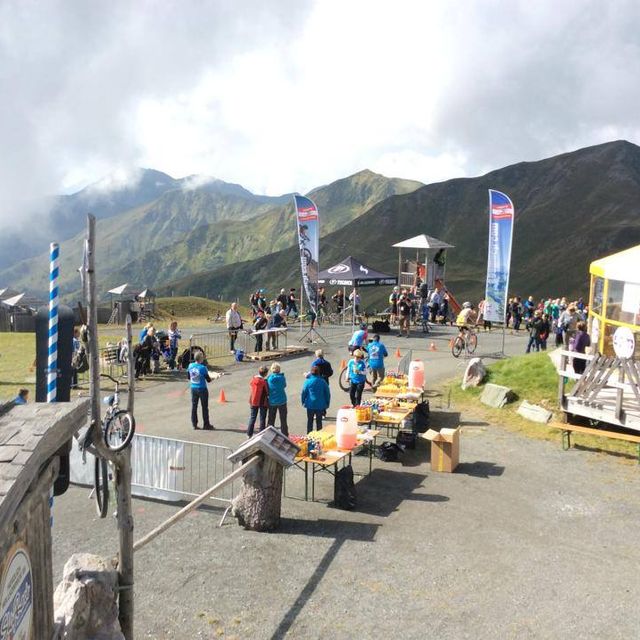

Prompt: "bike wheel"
[94,457,109,518]
[104,410,136,452]
[467,333,478,354]
[451,337,464,358]
[339,367,350,392]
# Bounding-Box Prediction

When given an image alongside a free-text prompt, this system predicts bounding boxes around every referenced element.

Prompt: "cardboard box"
[421,428,460,472]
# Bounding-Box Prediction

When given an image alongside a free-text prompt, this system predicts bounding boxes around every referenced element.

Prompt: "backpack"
[372,320,390,333]
[413,401,430,433]
[376,441,403,462]
[333,465,357,510]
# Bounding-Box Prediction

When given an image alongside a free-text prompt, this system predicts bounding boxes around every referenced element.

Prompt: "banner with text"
[484,189,515,323]
[293,195,319,313]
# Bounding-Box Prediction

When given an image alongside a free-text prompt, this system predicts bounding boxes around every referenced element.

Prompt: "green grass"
[446,351,638,464]
[0,333,35,402]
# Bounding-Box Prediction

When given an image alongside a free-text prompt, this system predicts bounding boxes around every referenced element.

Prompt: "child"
[247,366,269,437]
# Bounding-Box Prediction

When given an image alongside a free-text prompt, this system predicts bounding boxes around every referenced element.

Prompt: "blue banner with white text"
[484,189,515,323]
[293,195,319,313]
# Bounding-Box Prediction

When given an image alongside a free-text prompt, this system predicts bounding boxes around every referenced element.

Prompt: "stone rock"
[480,383,514,408]
[54,553,124,640]
[517,400,553,424]
[461,358,486,390]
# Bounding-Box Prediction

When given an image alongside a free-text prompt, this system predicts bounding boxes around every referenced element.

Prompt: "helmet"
[463,301,472,309]
[360,322,367,330]
[353,349,364,358]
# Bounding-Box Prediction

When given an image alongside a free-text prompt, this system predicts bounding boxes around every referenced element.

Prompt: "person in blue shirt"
[367,334,388,390]
[301,366,331,433]
[267,362,288,436]
[348,323,368,354]
[187,352,214,430]
[347,349,367,406]
[13,388,29,405]
[168,321,181,370]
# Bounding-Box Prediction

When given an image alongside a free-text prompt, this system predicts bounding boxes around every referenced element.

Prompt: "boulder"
[461,357,486,390]
[54,553,124,640]
[517,400,553,424]
[480,383,514,408]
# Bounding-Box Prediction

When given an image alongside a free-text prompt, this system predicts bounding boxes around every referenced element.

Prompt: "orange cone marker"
[218,389,227,403]
[340,359,346,369]
[395,347,402,358]
[429,342,437,351]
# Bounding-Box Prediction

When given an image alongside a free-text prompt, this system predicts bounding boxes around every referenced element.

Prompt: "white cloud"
[1,0,640,226]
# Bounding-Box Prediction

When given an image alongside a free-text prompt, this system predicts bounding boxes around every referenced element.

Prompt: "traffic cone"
[340,359,346,370]
[218,389,227,404]
[395,347,401,358]
[449,338,455,348]
[429,342,437,352]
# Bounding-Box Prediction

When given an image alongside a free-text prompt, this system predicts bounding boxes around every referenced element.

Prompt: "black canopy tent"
[318,256,397,324]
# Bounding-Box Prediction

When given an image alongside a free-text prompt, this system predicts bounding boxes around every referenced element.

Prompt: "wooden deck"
[564,388,640,431]
[244,345,309,361]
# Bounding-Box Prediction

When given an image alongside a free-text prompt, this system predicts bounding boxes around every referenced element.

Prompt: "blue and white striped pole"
[47,242,59,403]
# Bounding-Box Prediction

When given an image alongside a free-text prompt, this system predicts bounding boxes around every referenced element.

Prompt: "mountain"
[0,169,422,299]
[161,140,640,306]
[0,169,180,270]
[106,170,423,287]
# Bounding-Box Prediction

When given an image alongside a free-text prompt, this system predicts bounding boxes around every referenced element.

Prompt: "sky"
[1,0,640,225]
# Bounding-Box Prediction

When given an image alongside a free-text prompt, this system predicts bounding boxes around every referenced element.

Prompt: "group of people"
[225,300,289,354]
[133,320,182,379]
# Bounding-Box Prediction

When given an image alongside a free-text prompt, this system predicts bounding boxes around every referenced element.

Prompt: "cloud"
[1,0,640,232]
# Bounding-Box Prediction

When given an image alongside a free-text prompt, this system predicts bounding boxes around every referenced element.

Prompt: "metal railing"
[189,328,236,362]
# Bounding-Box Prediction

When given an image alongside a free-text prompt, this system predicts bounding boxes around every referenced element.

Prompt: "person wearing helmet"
[456,302,478,338]
[348,323,368,354]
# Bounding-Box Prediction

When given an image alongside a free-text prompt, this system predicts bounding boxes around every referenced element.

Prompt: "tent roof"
[392,234,454,250]
[108,283,134,296]
[137,289,156,299]
[590,245,640,284]
[1,293,25,307]
[0,287,20,301]
[318,256,397,286]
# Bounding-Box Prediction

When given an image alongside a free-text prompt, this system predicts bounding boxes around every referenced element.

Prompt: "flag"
[293,195,319,313]
[484,190,515,323]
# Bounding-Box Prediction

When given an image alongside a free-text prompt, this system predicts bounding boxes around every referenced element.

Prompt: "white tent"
[107,283,134,296]
[0,293,25,307]
[392,234,454,250]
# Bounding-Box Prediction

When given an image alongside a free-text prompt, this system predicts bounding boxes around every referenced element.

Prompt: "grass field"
[448,351,639,463]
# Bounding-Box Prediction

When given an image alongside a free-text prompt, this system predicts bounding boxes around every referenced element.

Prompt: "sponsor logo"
[328,264,349,274]
[359,265,369,274]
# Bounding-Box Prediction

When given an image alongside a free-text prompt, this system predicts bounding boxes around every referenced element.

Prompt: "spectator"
[349,288,361,315]
[13,388,29,405]
[134,327,156,379]
[225,302,243,353]
[539,313,551,351]
[286,288,298,317]
[388,286,400,325]
[572,321,591,375]
[332,290,344,314]
[311,349,334,386]
[511,297,523,331]
[367,334,388,389]
[247,366,269,437]
[559,305,579,349]
[347,349,367,406]
[252,310,268,353]
[187,352,214,430]
[397,293,412,337]
[267,363,288,436]
[266,309,285,351]
[301,365,331,433]
[168,321,181,370]
[276,289,288,311]
[525,309,544,353]
[139,322,152,343]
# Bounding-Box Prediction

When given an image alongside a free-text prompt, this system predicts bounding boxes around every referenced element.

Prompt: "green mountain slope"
[99,170,423,289]
[161,140,640,306]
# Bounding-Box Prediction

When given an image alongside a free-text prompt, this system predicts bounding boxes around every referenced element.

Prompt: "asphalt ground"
[51,323,640,639]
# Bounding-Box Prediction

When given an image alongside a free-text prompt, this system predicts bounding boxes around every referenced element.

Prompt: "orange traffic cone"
[218,389,227,404]
[395,347,401,358]
[449,338,455,348]
[340,359,346,370]
[429,342,437,352]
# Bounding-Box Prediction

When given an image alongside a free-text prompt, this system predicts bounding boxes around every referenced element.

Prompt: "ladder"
[107,306,118,325]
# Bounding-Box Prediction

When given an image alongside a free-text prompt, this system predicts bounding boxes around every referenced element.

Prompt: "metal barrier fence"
[190,329,235,363]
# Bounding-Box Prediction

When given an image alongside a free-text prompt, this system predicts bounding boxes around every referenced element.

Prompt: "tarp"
[590,245,640,285]
[392,234,454,250]
[318,256,397,287]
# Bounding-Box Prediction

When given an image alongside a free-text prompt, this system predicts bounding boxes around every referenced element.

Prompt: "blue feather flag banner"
[484,190,515,323]
[293,195,319,313]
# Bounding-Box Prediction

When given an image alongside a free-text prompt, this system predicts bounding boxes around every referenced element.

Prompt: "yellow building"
[588,244,640,356]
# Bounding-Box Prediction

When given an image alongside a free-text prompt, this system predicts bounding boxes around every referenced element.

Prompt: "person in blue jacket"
[348,323,368,353]
[367,334,388,389]
[267,362,288,436]
[301,365,331,433]
[187,351,214,430]
[348,349,367,406]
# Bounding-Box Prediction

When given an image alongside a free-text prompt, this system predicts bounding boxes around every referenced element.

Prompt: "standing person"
[286,288,298,317]
[252,310,268,353]
[572,321,591,375]
[267,363,288,436]
[332,289,344,315]
[429,287,443,323]
[539,313,551,351]
[187,352,214,430]
[276,288,288,310]
[524,295,535,320]
[525,310,544,353]
[301,365,331,433]
[266,309,284,351]
[511,297,523,331]
[397,293,412,337]
[134,327,156,379]
[347,349,367,407]
[559,305,578,349]
[168,321,181,370]
[225,302,243,353]
[349,288,361,315]
[311,349,334,385]
[247,366,269,437]
[367,334,388,389]
[389,286,399,325]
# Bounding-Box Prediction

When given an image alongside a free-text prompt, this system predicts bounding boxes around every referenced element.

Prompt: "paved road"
[51,324,640,639]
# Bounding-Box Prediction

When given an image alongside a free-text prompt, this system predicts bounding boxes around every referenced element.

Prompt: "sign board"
[0,543,33,640]
[613,326,635,359]
[228,427,300,467]
[622,283,640,316]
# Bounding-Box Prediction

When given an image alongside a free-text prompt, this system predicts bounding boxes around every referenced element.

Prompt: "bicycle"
[100,374,136,452]
[338,352,374,391]
[451,326,478,358]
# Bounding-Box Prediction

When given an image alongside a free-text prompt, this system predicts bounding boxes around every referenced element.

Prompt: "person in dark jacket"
[247,366,269,437]
[134,327,157,379]
[267,363,288,436]
[253,310,268,353]
[525,310,544,353]
[301,366,331,433]
[572,321,591,375]
[311,349,333,385]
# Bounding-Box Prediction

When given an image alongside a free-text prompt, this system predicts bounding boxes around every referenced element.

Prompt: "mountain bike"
[451,327,478,358]
[338,352,374,391]
[100,374,136,451]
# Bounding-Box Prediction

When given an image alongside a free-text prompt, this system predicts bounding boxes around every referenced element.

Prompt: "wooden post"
[557,351,567,409]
